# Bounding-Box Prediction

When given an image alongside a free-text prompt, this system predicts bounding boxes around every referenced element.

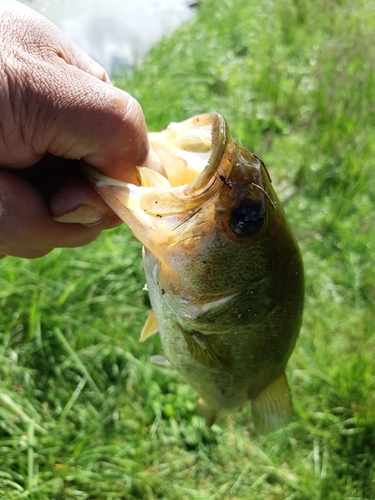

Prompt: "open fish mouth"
[148,112,228,192]
[84,113,238,249]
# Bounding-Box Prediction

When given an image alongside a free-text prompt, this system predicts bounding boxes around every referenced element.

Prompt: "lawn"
[1,0,375,498]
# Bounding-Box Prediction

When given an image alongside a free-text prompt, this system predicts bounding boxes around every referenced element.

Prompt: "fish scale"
[87,112,304,434]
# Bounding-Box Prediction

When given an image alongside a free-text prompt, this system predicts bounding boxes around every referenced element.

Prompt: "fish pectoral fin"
[150,355,171,367]
[139,310,159,343]
[182,330,227,370]
[251,372,292,434]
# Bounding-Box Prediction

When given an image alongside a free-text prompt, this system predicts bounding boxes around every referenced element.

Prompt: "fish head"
[87,113,302,324]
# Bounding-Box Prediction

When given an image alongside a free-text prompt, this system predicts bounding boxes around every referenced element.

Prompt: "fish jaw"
[85,166,158,250]
[85,113,232,254]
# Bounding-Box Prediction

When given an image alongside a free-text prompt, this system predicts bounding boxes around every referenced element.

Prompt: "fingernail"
[53,205,102,225]
[0,196,6,220]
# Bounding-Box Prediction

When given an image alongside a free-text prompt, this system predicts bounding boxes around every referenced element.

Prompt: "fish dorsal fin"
[251,372,292,434]
[139,310,159,343]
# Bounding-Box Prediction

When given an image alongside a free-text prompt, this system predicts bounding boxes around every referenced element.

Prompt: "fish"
[87,113,304,434]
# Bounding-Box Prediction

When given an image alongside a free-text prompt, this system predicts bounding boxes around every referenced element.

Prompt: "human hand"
[0,0,158,258]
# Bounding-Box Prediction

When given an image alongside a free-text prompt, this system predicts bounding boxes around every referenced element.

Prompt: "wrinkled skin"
[0,0,153,258]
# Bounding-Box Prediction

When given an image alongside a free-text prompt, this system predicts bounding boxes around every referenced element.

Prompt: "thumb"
[45,70,149,183]
[0,0,149,182]
[33,63,149,183]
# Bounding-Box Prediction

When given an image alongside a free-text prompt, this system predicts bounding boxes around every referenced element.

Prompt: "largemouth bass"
[88,113,304,434]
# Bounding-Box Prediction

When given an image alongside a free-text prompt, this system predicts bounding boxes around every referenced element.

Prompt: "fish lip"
[131,113,233,219]
[183,113,229,197]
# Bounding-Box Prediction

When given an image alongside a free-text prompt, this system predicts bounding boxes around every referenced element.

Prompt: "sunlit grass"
[1,0,375,498]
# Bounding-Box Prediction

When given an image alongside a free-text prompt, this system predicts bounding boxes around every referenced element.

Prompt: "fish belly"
[143,252,295,433]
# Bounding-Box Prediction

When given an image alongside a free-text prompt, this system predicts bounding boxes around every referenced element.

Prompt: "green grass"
[1,0,375,497]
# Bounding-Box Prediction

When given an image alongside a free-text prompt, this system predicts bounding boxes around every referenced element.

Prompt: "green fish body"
[89,113,304,433]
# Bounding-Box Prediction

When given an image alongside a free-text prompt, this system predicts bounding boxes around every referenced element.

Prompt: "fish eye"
[229,200,265,237]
